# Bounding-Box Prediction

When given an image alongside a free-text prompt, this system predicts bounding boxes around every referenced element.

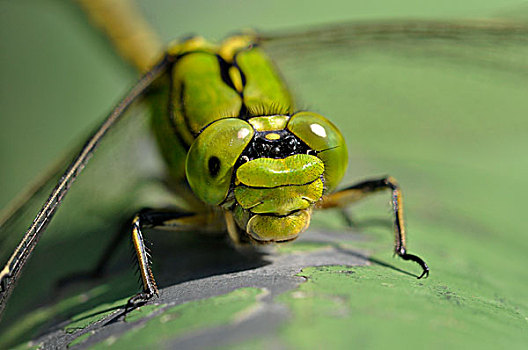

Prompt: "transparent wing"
[0,59,172,322]
[260,18,528,75]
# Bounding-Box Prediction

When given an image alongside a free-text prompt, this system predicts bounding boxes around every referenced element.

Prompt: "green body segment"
[171,52,241,145]
[247,115,290,131]
[235,48,293,114]
[149,36,348,242]
[246,209,312,242]
[235,179,323,215]
[236,154,324,188]
[150,81,188,180]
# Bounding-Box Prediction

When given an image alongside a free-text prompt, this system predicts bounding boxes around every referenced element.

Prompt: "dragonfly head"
[186,112,348,242]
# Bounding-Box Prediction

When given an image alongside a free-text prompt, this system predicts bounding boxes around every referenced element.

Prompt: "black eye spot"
[208,156,221,177]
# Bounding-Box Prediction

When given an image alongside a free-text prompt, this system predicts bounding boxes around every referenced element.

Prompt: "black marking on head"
[208,156,221,177]
[235,129,311,170]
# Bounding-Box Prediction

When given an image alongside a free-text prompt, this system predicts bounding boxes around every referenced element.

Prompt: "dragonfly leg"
[128,208,224,306]
[318,176,429,279]
[224,211,253,246]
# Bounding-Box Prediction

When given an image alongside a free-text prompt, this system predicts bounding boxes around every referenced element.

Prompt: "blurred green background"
[1,0,527,349]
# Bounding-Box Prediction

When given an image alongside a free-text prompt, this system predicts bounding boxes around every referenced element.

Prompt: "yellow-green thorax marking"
[151,35,348,243]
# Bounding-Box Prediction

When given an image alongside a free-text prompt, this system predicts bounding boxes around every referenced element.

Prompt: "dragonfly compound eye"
[186,118,254,205]
[287,111,348,193]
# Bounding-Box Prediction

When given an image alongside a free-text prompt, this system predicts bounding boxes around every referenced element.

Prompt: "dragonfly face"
[186,112,348,242]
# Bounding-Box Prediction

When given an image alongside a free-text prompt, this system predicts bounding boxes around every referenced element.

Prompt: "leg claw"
[399,253,430,279]
[125,291,156,312]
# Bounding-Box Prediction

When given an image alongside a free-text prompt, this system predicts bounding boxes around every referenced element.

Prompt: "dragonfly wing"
[260,18,528,76]
[0,57,171,319]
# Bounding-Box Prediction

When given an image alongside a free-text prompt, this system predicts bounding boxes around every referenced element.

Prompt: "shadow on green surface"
[0,230,271,348]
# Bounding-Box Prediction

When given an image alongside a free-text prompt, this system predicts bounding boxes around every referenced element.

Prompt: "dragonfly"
[1,0,527,334]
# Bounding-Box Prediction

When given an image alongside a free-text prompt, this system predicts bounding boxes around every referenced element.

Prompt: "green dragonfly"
[1,0,528,343]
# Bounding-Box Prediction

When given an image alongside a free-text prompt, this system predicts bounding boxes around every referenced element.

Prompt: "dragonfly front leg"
[128,208,224,306]
[318,176,429,279]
